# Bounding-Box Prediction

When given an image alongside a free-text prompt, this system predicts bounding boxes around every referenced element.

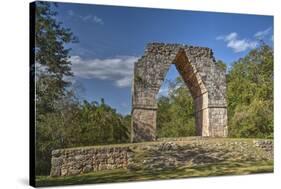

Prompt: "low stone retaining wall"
[50,138,273,177]
[50,146,130,176]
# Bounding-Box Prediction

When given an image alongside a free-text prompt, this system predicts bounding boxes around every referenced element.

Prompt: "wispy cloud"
[157,85,169,98]
[80,15,104,24]
[70,55,139,88]
[216,32,258,53]
[67,9,104,25]
[254,27,272,39]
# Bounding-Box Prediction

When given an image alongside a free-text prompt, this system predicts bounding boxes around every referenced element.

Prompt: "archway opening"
[156,50,207,138]
[156,64,196,138]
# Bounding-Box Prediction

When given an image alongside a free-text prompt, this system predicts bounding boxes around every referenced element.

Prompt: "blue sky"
[49,2,273,115]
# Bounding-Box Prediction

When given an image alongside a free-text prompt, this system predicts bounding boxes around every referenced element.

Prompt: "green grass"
[36,160,273,187]
[52,137,272,151]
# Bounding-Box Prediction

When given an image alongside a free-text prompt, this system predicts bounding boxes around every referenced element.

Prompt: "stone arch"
[131,43,227,142]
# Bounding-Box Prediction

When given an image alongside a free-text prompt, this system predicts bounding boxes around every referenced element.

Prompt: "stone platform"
[50,137,273,177]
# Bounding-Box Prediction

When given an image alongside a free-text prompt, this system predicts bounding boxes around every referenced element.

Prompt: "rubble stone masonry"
[50,138,273,177]
[132,43,227,142]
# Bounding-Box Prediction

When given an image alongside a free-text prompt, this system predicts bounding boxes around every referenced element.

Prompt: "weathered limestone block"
[50,146,130,177]
[131,43,227,142]
[131,108,156,142]
[208,107,228,136]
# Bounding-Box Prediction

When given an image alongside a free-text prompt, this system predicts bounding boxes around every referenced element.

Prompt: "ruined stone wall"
[50,146,129,177]
[50,138,273,177]
[132,43,227,142]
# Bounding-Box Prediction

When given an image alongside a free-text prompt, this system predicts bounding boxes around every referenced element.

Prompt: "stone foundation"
[50,138,273,177]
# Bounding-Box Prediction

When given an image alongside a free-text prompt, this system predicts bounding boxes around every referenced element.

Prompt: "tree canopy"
[227,44,273,138]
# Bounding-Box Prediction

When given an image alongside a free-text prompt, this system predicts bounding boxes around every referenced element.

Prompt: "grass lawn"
[36,160,273,187]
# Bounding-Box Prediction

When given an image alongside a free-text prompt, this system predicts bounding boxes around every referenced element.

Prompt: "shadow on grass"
[36,160,273,187]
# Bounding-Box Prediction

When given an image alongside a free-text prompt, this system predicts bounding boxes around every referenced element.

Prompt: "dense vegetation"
[227,44,273,138]
[157,77,196,138]
[34,2,273,175]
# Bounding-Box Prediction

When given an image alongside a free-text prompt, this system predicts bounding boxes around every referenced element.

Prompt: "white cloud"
[70,55,139,88]
[93,16,103,24]
[80,15,104,24]
[158,86,169,97]
[227,38,257,53]
[81,15,92,22]
[254,27,272,39]
[67,9,104,25]
[225,32,238,41]
[216,32,258,53]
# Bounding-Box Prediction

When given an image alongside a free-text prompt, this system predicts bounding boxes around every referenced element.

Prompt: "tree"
[78,99,130,145]
[34,1,77,175]
[157,77,196,138]
[35,1,77,115]
[227,44,273,138]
